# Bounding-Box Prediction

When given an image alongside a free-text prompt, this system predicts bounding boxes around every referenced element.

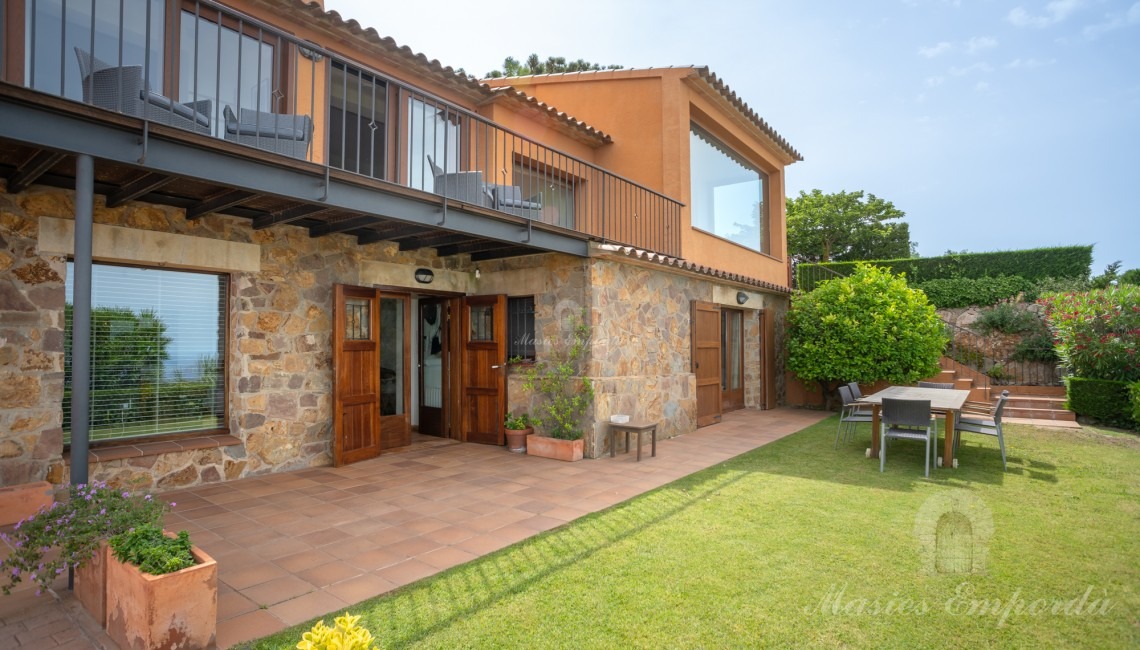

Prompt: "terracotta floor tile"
[454,534,511,556]
[215,610,286,649]
[217,590,259,621]
[417,546,479,571]
[421,525,476,546]
[402,517,450,535]
[324,573,398,605]
[514,515,566,533]
[297,528,346,548]
[295,561,364,589]
[385,535,442,559]
[274,548,339,574]
[375,558,437,588]
[323,536,380,560]
[222,562,291,591]
[268,590,349,627]
[241,575,315,607]
[344,548,404,572]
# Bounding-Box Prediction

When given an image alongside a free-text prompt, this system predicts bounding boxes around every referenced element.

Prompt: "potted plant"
[522,309,595,462]
[0,481,168,626]
[104,523,217,650]
[504,412,534,453]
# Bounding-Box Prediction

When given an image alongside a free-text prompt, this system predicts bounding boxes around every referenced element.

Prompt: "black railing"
[793,260,848,291]
[944,321,1063,387]
[2,0,683,257]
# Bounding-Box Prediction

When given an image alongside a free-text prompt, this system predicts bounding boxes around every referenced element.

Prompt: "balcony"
[0,0,681,258]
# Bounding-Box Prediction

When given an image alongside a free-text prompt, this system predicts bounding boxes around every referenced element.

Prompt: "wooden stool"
[609,421,658,461]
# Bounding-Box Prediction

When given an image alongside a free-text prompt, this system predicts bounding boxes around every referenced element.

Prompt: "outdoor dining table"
[859,385,970,469]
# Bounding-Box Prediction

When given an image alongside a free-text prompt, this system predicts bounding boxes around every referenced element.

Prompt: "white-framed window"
[64,263,227,443]
[689,124,770,253]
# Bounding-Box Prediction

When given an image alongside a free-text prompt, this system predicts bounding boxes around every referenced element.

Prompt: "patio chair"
[953,391,1009,470]
[223,106,313,160]
[74,48,211,134]
[847,381,865,399]
[917,381,955,389]
[425,155,490,206]
[880,398,935,477]
[488,184,543,220]
[835,384,872,448]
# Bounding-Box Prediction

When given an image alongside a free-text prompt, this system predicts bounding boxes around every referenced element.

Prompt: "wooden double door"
[333,285,507,465]
[692,301,768,428]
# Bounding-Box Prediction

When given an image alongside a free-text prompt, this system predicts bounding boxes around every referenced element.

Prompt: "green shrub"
[973,303,1043,335]
[1041,285,1140,382]
[1011,331,1060,364]
[797,245,1092,292]
[1066,378,1137,430]
[1023,276,1091,303]
[788,264,946,399]
[915,276,1030,308]
[1121,268,1140,286]
[109,523,195,575]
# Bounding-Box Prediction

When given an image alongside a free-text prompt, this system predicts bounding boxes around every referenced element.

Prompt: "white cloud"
[919,41,953,57]
[975,81,990,92]
[924,76,945,87]
[1005,57,1056,69]
[1082,1,1140,38]
[949,62,994,76]
[965,36,998,54]
[1008,0,1085,28]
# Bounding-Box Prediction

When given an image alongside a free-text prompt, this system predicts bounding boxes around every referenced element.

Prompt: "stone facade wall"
[0,183,469,490]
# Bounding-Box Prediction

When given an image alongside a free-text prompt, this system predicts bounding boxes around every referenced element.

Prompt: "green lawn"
[247,417,1139,648]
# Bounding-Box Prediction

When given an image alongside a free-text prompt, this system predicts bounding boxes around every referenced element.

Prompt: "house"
[0,0,801,491]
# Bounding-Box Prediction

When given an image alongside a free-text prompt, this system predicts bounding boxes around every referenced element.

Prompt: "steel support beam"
[398,233,478,251]
[106,172,173,207]
[308,215,382,238]
[435,240,517,257]
[0,98,590,257]
[252,204,327,230]
[70,154,94,487]
[185,189,255,219]
[470,247,540,261]
[8,149,65,193]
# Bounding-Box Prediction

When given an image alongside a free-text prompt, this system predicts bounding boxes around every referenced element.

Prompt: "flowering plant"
[1040,285,1140,382]
[0,481,169,595]
[297,613,377,650]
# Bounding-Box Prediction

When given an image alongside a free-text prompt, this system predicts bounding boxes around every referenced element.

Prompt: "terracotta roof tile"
[596,244,792,294]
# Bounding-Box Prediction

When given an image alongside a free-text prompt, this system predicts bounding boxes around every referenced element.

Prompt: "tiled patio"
[1,407,827,649]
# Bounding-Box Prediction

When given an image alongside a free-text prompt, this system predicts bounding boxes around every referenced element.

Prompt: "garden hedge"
[797,246,1092,292]
[1066,377,1138,430]
[914,276,1032,309]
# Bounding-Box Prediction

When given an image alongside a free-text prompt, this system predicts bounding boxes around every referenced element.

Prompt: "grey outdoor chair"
[917,381,955,389]
[880,398,935,477]
[223,106,313,160]
[489,184,543,220]
[953,391,1009,469]
[426,155,490,206]
[847,382,865,400]
[75,48,211,134]
[835,384,872,448]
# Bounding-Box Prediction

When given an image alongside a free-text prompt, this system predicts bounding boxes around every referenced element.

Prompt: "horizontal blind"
[64,263,227,442]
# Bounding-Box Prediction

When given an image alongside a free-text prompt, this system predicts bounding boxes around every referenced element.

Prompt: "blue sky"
[327,0,1139,275]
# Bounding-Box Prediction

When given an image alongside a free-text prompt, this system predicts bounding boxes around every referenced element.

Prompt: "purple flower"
[122,492,129,498]
[10,568,19,577]
[144,495,152,501]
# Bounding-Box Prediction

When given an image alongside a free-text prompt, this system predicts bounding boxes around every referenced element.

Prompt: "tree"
[484,54,623,78]
[1121,268,1140,286]
[786,264,947,408]
[1090,260,1123,289]
[786,189,915,263]
[64,305,170,390]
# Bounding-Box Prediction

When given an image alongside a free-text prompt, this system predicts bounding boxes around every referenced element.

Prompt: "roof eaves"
[595,244,792,294]
[690,67,803,162]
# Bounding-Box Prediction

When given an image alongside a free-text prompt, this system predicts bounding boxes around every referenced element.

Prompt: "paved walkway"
[0,408,827,649]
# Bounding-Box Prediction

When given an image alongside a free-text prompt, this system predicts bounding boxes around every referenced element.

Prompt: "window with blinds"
[507,296,536,361]
[689,123,770,253]
[64,263,227,443]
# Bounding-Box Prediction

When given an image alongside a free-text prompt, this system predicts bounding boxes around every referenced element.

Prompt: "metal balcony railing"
[1,0,683,256]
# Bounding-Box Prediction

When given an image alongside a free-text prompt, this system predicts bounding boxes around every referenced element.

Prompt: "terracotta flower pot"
[74,542,109,627]
[504,426,533,453]
[525,434,584,461]
[0,481,53,527]
[105,538,217,650]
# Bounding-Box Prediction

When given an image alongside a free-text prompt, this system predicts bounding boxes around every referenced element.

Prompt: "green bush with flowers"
[1040,285,1140,383]
[0,481,170,595]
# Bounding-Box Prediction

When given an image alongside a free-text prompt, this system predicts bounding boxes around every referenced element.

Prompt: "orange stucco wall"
[487,69,795,284]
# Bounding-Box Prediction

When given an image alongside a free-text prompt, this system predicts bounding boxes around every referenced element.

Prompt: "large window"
[64,263,227,443]
[689,124,769,253]
[178,9,277,137]
[26,0,165,100]
[330,62,387,178]
[407,97,461,192]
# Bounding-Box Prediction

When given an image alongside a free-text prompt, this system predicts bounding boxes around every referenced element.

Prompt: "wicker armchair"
[74,48,211,134]
[223,106,313,160]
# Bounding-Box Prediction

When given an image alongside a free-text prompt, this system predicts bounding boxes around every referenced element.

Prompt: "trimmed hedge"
[798,246,1092,292]
[915,276,1032,309]
[1066,377,1138,430]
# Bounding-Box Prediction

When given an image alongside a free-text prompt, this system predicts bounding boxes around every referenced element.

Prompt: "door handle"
[491,365,501,369]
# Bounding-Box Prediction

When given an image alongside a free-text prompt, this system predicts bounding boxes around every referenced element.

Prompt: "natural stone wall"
[1,182,468,490]
[0,181,67,486]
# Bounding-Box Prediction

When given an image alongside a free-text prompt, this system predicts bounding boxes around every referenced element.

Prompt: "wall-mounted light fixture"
[414,268,434,284]
[736,291,749,305]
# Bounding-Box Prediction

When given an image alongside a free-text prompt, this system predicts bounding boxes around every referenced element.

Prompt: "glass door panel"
[379,297,404,416]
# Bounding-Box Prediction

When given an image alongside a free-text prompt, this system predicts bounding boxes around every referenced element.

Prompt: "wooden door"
[692,300,723,427]
[333,285,381,465]
[418,298,446,436]
[721,308,745,412]
[462,295,506,445]
[378,293,411,449]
